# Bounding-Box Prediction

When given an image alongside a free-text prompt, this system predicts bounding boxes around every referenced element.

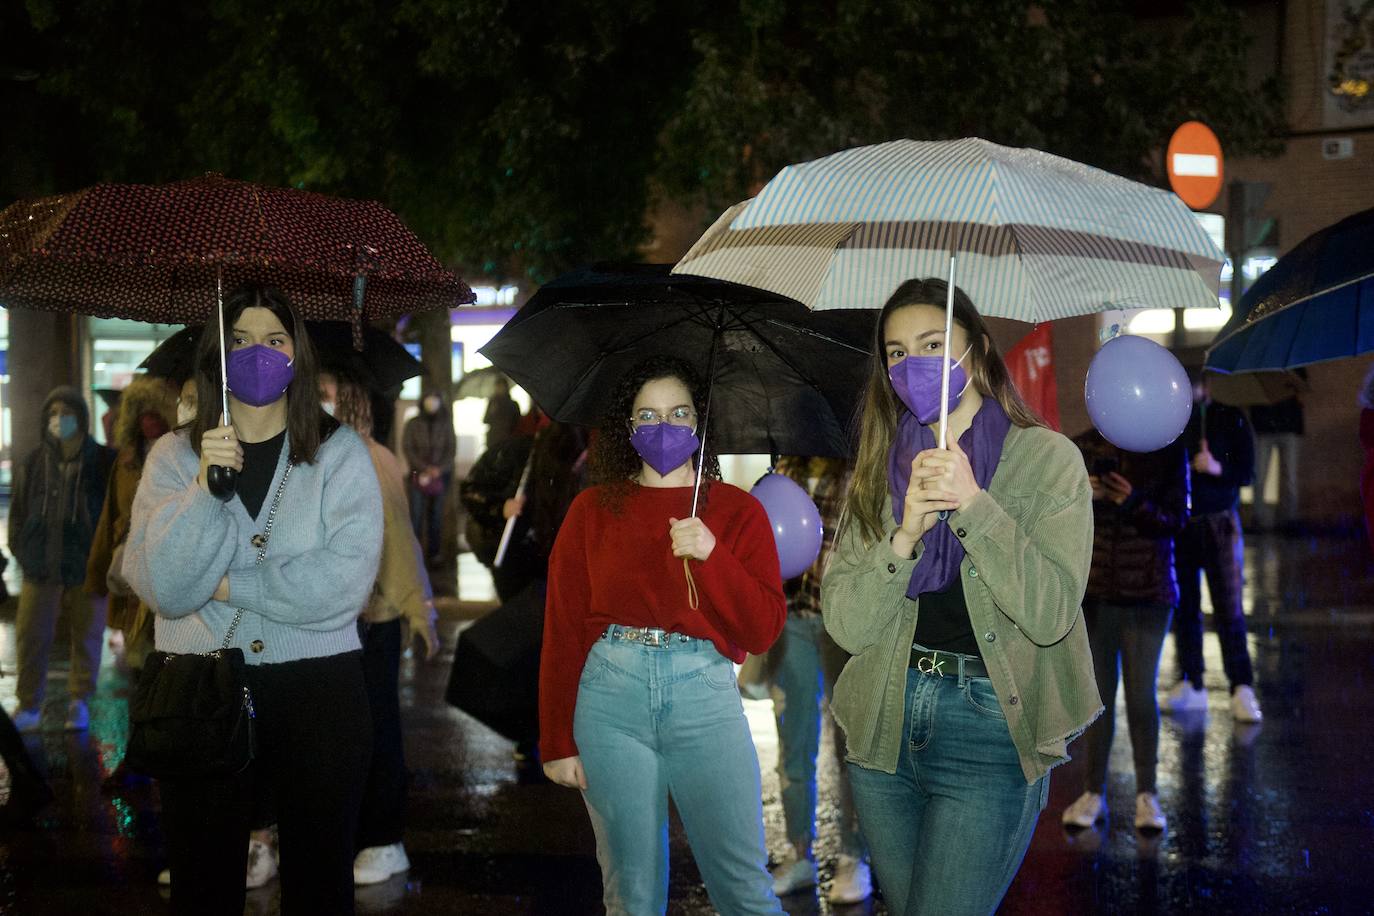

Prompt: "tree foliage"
[2,0,1283,282]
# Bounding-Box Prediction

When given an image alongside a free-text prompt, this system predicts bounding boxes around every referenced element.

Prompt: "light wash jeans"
[770,614,864,857]
[847,664,1048,916]
[574,630,783,916]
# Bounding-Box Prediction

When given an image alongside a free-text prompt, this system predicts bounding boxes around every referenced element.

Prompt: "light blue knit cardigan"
[123,426,383,664]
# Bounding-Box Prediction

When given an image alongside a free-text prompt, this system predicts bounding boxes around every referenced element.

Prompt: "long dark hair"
[589,355,721,513]
[846,278,1043,545]
[190,284,337,464]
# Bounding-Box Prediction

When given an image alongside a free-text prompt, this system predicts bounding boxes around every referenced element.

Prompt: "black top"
[1249,397,1304,435]
[1182,401,1254,515]
[913,574,982,658]
[236,430,286,521]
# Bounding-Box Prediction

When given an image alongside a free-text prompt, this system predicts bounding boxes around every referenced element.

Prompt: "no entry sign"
[1167,121,1223,210]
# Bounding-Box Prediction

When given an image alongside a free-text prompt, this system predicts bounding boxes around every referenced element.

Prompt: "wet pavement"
[5,531,1374,915]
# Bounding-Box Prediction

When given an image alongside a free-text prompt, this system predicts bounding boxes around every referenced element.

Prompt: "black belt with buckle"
[909,647,988,679]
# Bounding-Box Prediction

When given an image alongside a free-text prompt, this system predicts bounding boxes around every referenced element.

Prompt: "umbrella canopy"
[0,174,474,327]
[1203,369,1308,407]
[453,366,512,400]
[1206,207,1374,373]
[673,138,1223,319]
[479,263,873,457]
[139,321,421,391]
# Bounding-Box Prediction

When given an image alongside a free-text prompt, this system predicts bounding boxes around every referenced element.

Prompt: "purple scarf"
[888,398,1012,599]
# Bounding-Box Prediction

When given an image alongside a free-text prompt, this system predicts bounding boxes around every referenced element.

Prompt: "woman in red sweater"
[539,356,786,915]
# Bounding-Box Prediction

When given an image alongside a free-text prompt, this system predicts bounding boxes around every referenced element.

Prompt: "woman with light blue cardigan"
[123,285,382,916]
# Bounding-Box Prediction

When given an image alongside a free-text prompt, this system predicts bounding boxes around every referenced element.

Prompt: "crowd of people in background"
[0,276,1355,916]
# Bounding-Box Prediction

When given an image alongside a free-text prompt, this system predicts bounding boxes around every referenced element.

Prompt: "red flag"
[1006,324,1061,431]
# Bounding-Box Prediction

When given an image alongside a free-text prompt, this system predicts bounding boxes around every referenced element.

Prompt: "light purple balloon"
[1085,335,1193,452]
[750,473,824,580]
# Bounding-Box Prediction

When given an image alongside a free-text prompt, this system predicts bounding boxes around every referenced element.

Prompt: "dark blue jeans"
[847,665,1047,916]
[1174,509,1254,688]
[408,474,449,561]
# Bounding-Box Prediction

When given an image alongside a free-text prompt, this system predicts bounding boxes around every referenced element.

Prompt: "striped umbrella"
[672,138,1222,319]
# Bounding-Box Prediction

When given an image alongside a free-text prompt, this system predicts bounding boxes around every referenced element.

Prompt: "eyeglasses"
[630,406,696,428]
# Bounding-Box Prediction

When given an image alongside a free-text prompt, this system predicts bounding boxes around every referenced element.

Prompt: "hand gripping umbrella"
[0,174,473,497]
[674,138,1225,448]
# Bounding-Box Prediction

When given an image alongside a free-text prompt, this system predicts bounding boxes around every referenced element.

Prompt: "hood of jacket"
[42,386,90,443]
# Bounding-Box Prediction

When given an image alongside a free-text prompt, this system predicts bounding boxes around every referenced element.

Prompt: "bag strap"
[221,461,295,650]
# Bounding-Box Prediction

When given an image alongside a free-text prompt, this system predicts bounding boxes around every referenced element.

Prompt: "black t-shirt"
[236,430,286,521]
[912,574,982,658]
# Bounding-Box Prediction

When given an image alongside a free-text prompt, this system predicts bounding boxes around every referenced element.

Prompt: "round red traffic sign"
[1167,122,1224,210]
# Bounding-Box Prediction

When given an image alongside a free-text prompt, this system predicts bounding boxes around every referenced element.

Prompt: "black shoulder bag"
[125,462,294,780]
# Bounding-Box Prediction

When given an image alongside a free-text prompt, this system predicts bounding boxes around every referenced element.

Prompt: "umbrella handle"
[207,465,237,501]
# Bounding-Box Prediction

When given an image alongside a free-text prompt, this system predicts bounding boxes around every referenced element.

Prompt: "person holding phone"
[1065,430,1189,833]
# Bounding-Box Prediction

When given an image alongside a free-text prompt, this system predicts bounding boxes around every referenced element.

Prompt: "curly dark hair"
[590,355,721,514]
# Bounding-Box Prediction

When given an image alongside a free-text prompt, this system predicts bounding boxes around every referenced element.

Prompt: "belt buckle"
[915,652,949,678]
[643,629,665,647]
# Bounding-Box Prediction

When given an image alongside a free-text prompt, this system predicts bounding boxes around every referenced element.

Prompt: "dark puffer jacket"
[1073,429,1190,606]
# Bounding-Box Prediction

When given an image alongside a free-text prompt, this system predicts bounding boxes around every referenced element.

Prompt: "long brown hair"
[846,278,1043,545]
[589,355,722,514]
[190,284,337,464]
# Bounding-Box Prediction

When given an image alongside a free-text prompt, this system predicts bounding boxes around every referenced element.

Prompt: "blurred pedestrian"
[823,279,1098,916]
[483,375,521,449]
[9,386,116,733]
[122,284,382,916]
[1064,431,1189,833]
[86,375,177,672]
[1167,374,1262,723]
[459,432,536,602]
[766,456,871,905]
[1249,370,1306,531]
[85,374,176,789]
[403,386,455,565]
[320,369,438,886]
[540,355,786,915]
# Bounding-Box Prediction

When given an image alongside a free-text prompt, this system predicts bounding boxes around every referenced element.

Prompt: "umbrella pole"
[689,307,726,520]
[493,449,535,568]
[218,271,231,426]
[938,255,956,450]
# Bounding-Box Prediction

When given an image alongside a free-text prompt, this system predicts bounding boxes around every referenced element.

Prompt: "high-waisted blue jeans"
[573,632,783,916]
[847,665,1048,916]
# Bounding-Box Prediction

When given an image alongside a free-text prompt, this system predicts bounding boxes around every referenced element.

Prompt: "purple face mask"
[889,346,972,425]
[630,422,700,477]
[227,345,295,407]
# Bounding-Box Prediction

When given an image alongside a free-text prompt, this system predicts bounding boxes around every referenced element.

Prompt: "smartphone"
[1091,456,1119,477]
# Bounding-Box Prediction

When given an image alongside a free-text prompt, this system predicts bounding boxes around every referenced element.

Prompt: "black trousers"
[160,651,372,916]
[357,618,407,849]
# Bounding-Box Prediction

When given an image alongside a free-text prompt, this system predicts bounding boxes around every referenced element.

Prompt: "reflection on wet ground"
[6,533,1374,914]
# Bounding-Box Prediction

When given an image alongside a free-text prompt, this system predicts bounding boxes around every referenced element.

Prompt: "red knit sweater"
[539,482,786,761]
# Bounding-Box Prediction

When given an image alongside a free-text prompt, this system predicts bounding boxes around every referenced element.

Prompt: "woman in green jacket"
[822,279,1100,916]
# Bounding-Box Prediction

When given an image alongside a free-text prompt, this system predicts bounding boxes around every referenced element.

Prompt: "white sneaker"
[353,842,410,886]
[157,868,171,886]
[1164,681,1209,714]
[64,700,89,731]
[1134,792,1167,832]
[1061,791,1106,828]
[1231,685,1263,723]
[770,856,817,896]
[828,854,872,904]
[13,708,41,734]
[245,838,278,889]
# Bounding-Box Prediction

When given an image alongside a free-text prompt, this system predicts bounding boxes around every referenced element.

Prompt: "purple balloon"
[1085,335,1192,452]
[750,473,824,580]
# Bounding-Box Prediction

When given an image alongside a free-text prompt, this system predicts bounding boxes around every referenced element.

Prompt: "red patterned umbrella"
[0,174,475,336]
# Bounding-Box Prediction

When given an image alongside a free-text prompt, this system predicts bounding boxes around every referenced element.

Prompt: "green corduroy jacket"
[822,424,1102,784]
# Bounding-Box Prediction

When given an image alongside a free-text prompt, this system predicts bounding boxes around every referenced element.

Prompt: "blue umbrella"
[1206,207,1374,373]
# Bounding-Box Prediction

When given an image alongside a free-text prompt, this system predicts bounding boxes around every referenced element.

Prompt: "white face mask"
[321,401,336,417]
[176,401,197,427]
[423,396,441,414]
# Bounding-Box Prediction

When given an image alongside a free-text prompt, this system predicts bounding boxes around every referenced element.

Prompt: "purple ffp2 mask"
[889,346,972,425]
[630,422,700,477]
[227,345,295,407]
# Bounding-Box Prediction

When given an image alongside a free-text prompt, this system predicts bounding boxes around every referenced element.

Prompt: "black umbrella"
[140,322,420,391]
[478,263,873,461]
